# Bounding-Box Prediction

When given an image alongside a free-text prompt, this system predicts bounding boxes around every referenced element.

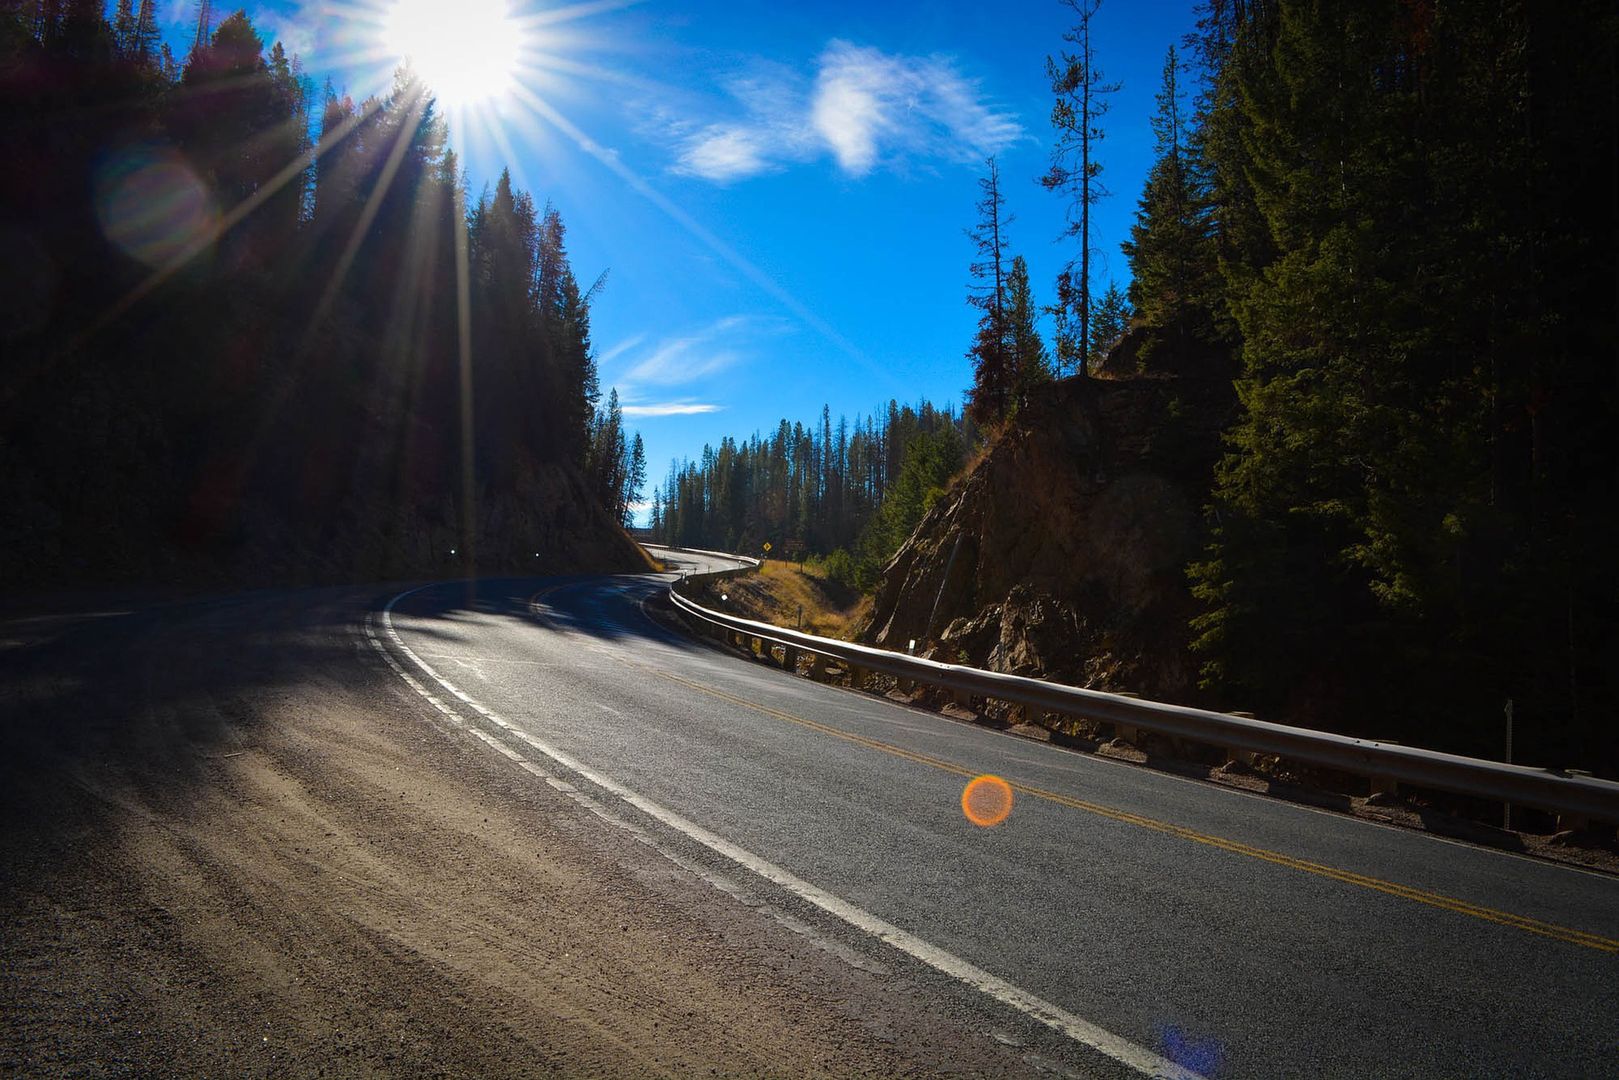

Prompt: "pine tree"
[1041,0,1118,378]
[623,433,646,527]
[1047,268,1079,377]
[537,203,598,466]
[190,0,212,55]
[1119,44,1219,363]
[112,0,134,56]
[965,157,1014,424]
[1088,279,1130,365]
[587,388,627,518]
[131,0,158,64]
[1005,255,1049,401]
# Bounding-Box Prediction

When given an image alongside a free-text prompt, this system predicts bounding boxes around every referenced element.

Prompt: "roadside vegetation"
[691,559,870,641]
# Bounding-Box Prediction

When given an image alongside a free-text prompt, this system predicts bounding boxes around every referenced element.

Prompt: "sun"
[382,0,524,108]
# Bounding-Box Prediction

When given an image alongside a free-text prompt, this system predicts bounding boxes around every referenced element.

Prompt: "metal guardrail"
[645,543,760,570]
[662,559,1619,828]
[644,544,759,583]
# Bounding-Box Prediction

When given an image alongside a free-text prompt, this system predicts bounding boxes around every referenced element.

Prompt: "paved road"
[374,551,1619,1079]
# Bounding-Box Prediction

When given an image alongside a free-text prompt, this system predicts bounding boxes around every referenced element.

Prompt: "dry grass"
[697,560,871,640]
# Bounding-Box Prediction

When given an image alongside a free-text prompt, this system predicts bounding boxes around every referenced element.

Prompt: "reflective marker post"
[1504,699,1514,831]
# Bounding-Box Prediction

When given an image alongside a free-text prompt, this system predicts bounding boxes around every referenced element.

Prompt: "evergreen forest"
[651,399,978,590]
[0,3,646,585]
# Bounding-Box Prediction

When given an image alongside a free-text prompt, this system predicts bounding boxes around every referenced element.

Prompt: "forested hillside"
[665,0,1618,773]
[0,4,647,586]
[1178,0,1617,768]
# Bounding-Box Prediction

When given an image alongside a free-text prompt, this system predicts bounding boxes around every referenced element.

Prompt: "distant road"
[373,549,1618,1079]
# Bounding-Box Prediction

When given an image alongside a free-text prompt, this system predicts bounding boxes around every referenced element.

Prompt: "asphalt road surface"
[374,549,1618,1079]
[4,554,1614,1078]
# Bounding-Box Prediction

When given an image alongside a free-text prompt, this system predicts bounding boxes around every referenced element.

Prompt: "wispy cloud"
[662,41,1021,183]
[621,401,724,417]
[621,315,750,385]
[678,125,774,182]
[596,332,648,368]
[603,315,771,420]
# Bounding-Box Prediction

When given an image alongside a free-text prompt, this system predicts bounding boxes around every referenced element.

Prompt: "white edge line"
[372,583,1201,1080]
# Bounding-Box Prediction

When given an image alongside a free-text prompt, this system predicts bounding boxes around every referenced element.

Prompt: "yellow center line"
[651,666,1618,955]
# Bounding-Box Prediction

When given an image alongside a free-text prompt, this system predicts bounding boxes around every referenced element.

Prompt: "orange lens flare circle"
[961,774,1014,828]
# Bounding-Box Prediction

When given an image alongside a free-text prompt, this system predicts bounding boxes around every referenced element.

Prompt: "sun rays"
[382,0,523,108]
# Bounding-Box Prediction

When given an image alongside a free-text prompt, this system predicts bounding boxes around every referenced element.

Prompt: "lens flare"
[93,147,218,270]
[962,774,1014,828]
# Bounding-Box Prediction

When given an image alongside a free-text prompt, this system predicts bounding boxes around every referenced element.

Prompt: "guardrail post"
[1368,742,1400,800]
[1113,693,1142,746]
[810,653,828,682]
[849,664,868,689]
[781,645,798,673]
[1557,772,1593,833]
[1223,713,1258,768]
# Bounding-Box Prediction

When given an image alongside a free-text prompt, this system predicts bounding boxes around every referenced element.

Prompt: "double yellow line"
[652,668,1619,955]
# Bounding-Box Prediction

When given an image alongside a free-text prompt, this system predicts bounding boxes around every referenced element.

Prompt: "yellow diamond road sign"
[762,541,772,552]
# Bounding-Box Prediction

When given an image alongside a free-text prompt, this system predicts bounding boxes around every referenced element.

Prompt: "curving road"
[373,549,1619,1080]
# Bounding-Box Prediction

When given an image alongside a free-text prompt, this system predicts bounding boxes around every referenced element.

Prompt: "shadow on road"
[0,586,386,862]
[392,573,709,654]
[0,570,707,897]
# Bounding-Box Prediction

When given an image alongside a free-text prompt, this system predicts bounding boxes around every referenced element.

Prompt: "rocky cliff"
[865,366,1233,704]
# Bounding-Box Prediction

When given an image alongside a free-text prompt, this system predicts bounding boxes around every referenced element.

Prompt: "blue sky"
[169,0,1203,514]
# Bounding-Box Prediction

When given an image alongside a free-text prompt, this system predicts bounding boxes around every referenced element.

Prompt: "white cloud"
[811,44,893,175]
[621,402,724,417]
[608,315,783,419]
[677,125,774,182]
[622,315,750,385]
[658,40,1021,183]
[596,333,648,368]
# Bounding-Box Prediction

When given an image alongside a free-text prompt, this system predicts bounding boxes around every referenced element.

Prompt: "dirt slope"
[866,372,1232,704]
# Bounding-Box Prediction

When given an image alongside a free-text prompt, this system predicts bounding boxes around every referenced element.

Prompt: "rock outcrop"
[865,367,1233,704]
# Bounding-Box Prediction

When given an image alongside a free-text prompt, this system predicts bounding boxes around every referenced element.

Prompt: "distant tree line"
[0,4,644,583]
[652,400,976,589]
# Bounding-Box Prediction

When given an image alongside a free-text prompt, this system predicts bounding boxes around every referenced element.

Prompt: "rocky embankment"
[865,366,1233,704]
